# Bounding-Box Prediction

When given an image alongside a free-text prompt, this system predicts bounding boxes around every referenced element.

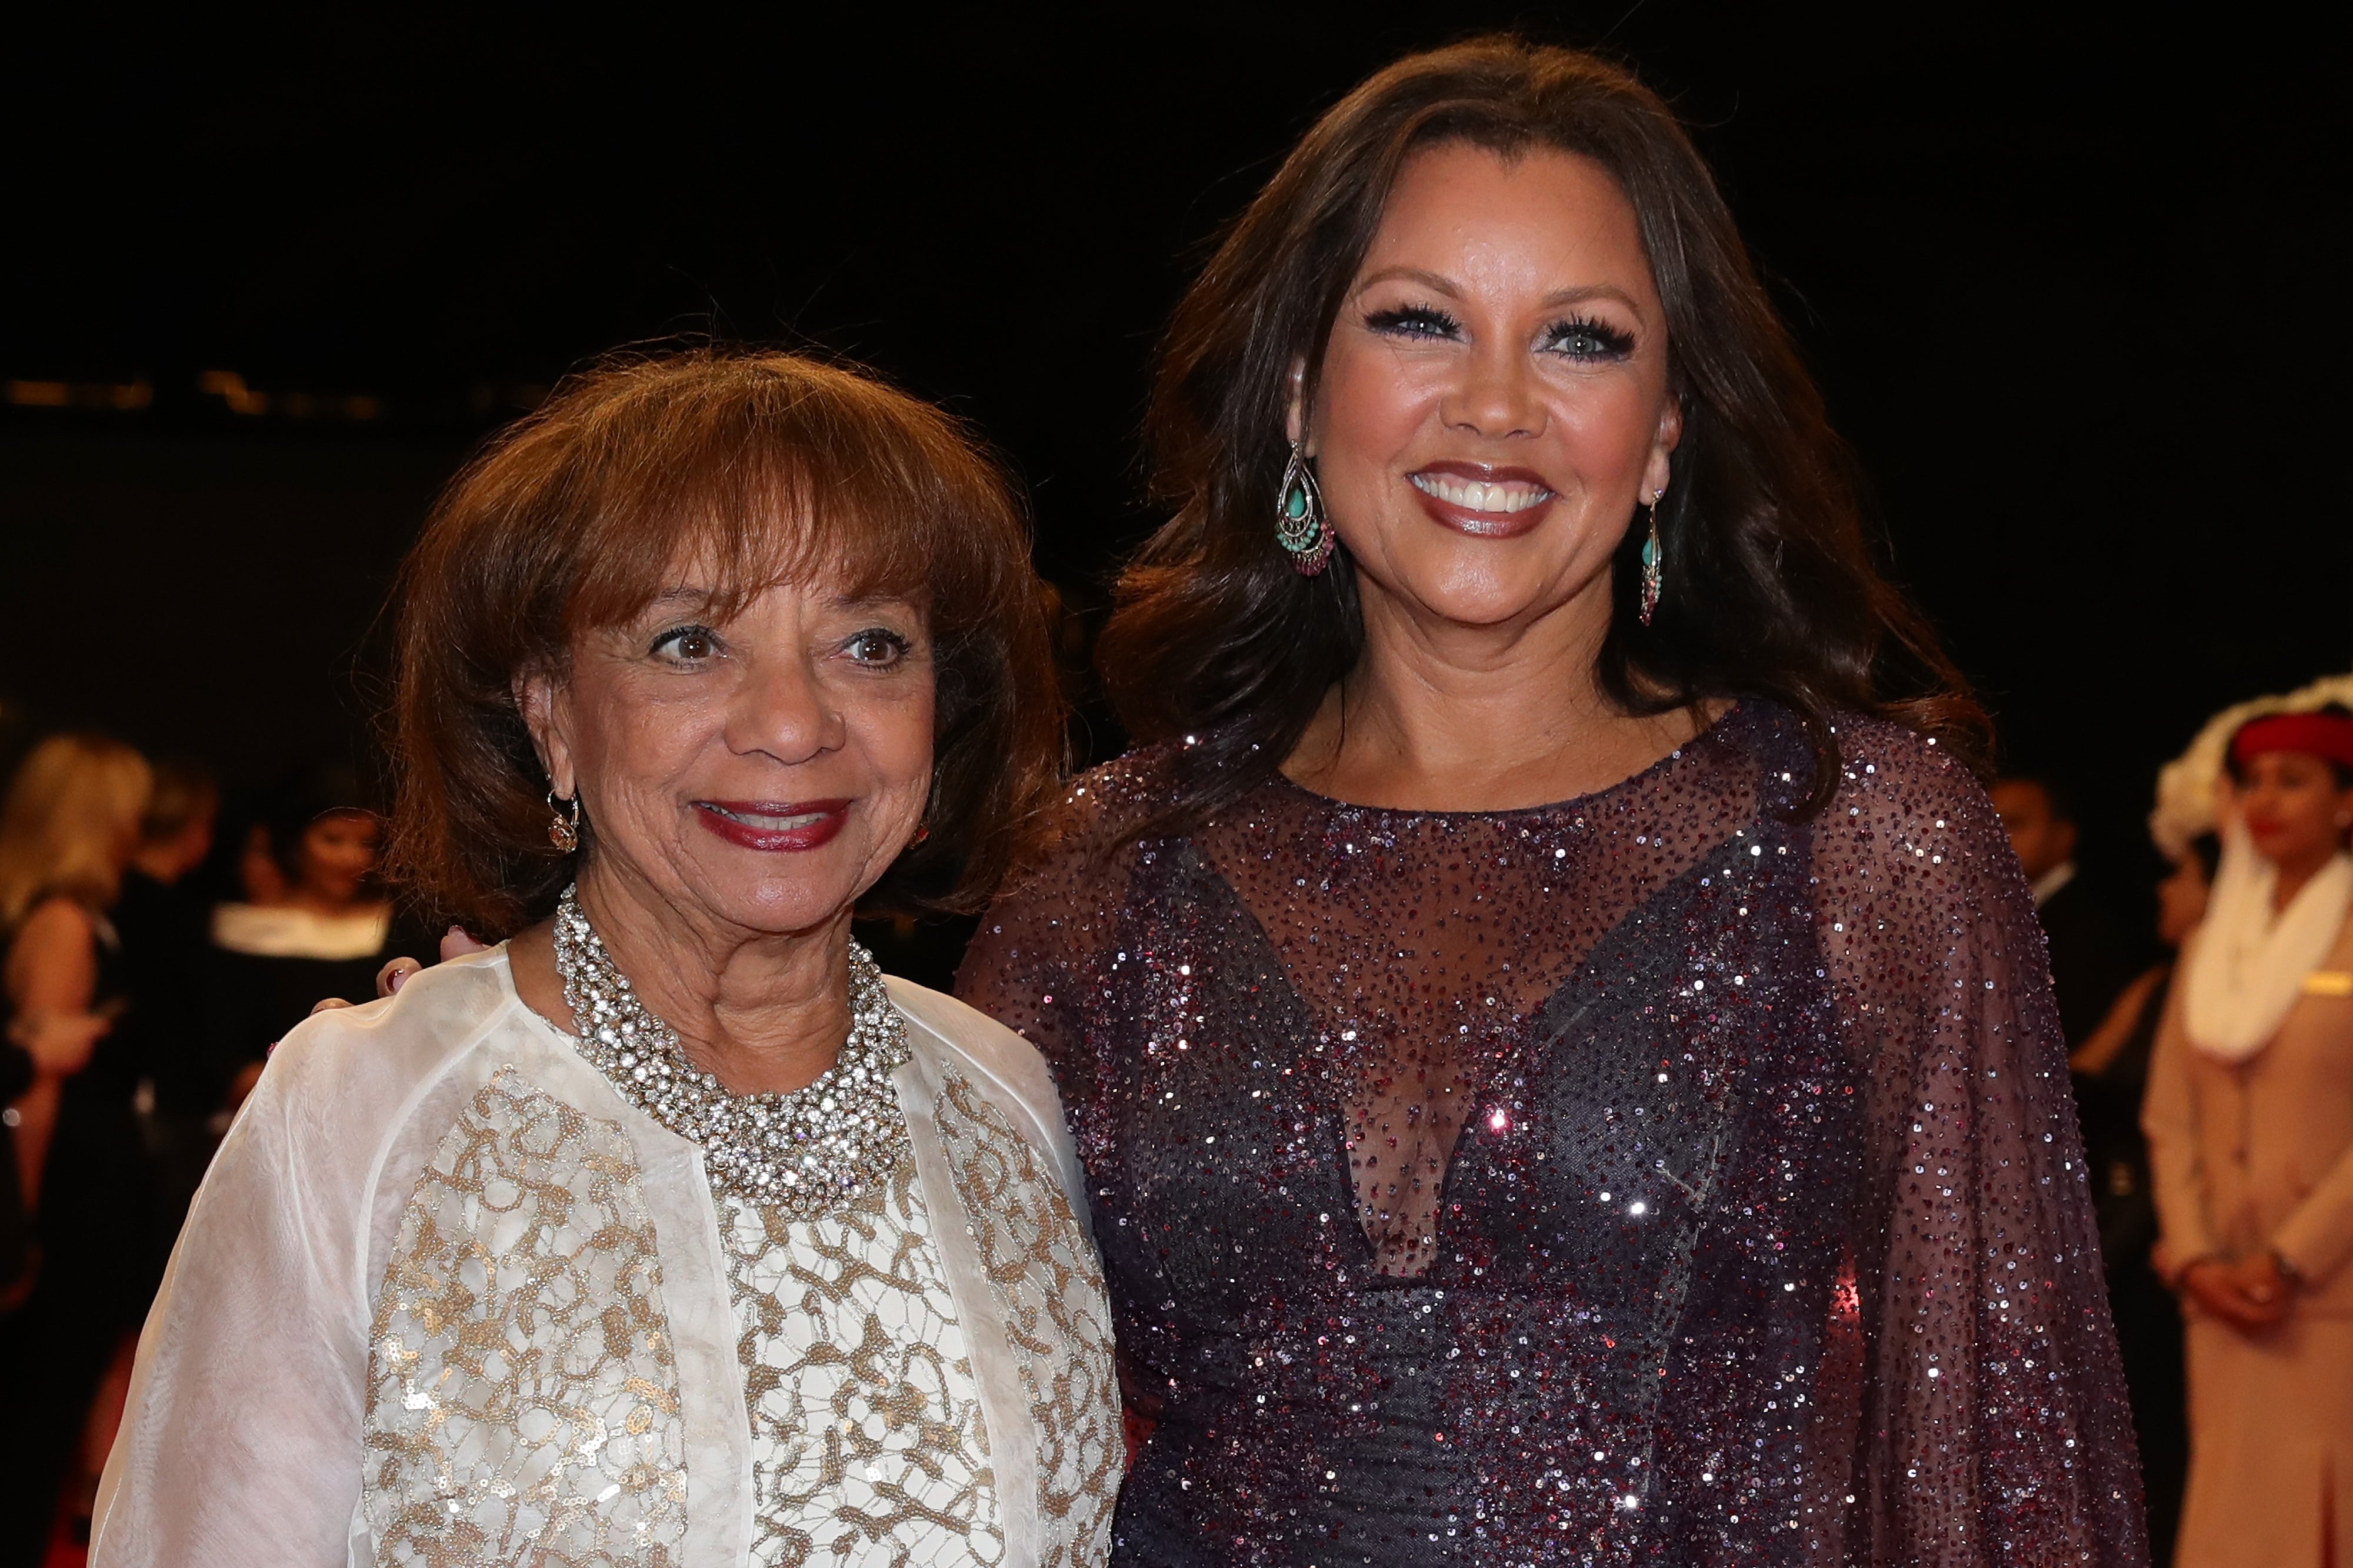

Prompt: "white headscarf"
[2182,815,2353,1062]
[2155,672,2353,1064]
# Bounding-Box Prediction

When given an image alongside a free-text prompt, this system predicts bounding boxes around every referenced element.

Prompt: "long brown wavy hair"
[1097,36,1983,824]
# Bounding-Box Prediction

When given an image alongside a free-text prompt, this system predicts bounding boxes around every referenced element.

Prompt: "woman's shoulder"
[889,975,1059,1109]
[1809,709,2019,894]
[1052,742,1191,844]
[886,975,1082,1192]
[1819,710,1988,818]
[211,900,393,962]
[990,742,1192,902]
[259,948,535,1119]
[11,893,98,950]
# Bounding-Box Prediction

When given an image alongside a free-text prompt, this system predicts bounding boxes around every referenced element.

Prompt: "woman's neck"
[509,858,854,1097]
[1282,584,1710,812]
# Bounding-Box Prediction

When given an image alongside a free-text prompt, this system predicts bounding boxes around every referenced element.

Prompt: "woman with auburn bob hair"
[94,352,1122,1566]
[959,38,2145,1566]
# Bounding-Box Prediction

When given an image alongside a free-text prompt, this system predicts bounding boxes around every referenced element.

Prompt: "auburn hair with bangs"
[387,348,1064,938]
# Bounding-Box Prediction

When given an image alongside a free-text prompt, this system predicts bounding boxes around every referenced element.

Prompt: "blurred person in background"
[2072,832,2216,1566]
[2145,695,2353,1568]
[0,734,156,1562]
[199,763,412,1123]
[1995,770,2135,1047]
[108,760,218,1240]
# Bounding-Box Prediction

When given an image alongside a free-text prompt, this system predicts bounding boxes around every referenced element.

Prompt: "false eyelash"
[1544,313,1636,358]
[1364,303,1462,338]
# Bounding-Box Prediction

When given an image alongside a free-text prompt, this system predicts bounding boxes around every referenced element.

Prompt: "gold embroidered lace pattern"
[364,1067,688,1565]
[722,1150,1002,1567]
[933,1070,1121,1568]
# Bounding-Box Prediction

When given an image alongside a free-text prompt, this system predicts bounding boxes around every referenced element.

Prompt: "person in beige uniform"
[2147,700,2353,1568]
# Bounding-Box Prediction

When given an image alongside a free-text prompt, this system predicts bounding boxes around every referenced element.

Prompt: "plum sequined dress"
[959,702,2147,1566]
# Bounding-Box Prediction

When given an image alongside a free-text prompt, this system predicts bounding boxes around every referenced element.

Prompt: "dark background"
[2,8,2345,943]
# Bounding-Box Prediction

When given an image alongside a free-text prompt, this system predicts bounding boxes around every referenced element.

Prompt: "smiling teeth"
[1411,473,1554,513]
[712,806,827,830]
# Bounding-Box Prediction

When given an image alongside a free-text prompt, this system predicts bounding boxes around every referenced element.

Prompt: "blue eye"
[1544,315,1635,361]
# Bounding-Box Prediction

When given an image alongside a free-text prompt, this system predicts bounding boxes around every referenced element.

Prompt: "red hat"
[2229,710,2353,773]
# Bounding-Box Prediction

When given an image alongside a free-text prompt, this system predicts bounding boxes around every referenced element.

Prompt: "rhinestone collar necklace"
[551,884,912,1213]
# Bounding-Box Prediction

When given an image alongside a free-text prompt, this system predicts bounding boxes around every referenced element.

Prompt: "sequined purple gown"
[958,703,2145,1566]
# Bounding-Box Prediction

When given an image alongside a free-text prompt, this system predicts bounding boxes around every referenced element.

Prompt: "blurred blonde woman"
[0,733,152,1207]
[0,733,153,1558]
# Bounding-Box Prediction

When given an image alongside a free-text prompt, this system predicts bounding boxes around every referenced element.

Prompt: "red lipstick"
[692,798,850,853]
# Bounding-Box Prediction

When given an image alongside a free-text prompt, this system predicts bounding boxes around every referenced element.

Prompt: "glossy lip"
[692,797,851,853]
[1405,459,1558,539]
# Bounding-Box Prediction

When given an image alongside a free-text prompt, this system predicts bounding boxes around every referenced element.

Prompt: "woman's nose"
[1442,341,1545,440]
[725,655,845,765]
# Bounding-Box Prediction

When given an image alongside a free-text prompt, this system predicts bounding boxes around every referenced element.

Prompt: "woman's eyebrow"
[1351,265,1462,300]
[1538,283,1642,312]
[823,592,926,615]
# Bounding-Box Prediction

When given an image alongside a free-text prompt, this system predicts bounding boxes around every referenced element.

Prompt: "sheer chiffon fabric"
[959,702,2147,1566]
[90,953,1121,1567]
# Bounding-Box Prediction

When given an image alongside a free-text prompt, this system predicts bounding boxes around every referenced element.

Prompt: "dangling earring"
[1638,488,1666,626]
[1275,440,1335,576]
[546,789,581,853]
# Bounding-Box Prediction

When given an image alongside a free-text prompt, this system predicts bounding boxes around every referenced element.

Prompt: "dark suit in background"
[2037,869,2134,1047]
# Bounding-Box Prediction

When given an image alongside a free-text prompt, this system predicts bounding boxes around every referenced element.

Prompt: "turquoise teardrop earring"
[1638,487,1665,625]
[1275,440,1335,576]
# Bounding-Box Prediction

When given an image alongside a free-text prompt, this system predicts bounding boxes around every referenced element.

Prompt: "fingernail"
[446,925,466,938]
[388,967,408,992]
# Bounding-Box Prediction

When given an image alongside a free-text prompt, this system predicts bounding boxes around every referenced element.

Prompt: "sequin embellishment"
[722,1153,1001,1567]
[933,1069,1121,1568]
[364,1067,686,1564]
[958,702,2149,1567]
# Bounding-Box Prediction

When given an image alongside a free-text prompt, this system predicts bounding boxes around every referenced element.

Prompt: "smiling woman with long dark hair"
[960,36,2147,1566]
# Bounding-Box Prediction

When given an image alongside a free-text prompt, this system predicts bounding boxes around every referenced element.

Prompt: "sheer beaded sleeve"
[1813,720,2145,1564]
[955,709,2146,1567]
[956,749,1169,1119]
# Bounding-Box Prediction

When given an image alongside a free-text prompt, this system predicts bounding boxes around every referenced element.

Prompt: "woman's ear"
[515,668,576,799]
[1645,396,1684,498]
[1284,358,1310,451]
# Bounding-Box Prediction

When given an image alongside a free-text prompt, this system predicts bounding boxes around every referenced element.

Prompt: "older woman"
[94,353,1122,1566]
[959,38,2144,1566]
[2145,697,2353,1568]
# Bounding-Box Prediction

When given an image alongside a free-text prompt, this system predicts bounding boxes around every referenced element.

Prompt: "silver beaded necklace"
[551,884,912,1213]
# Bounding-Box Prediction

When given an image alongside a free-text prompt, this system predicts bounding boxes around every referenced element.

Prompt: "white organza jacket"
[91,949,1121,1567]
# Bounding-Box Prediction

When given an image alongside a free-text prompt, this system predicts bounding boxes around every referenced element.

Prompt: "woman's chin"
[1363,545,1601,630]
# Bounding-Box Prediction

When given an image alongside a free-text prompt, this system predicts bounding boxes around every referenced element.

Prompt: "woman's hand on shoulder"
[306,925,492,1016]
